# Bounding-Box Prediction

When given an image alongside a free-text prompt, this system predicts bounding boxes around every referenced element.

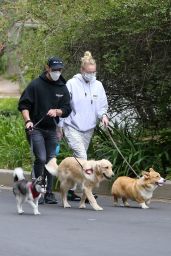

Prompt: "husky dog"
[13,168,46,215]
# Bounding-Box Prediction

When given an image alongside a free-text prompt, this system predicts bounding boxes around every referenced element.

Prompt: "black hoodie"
[18,72,72,130]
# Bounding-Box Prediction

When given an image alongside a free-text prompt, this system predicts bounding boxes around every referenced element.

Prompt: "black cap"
[47,57,64,70]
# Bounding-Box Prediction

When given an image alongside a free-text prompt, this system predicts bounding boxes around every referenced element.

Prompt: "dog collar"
[84,168,93,175]
[29,183,40,199]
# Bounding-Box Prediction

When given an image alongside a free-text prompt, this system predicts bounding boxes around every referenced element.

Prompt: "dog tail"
[45,158,58,177]
[13,167,25,182]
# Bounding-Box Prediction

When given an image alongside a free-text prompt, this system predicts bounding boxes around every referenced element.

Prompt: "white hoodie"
[63,73,108,132]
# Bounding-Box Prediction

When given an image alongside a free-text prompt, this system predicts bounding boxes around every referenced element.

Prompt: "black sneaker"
[38,195,45,205]
[44,192,58,204]
[67,190,81,201]
[85,194,98,204]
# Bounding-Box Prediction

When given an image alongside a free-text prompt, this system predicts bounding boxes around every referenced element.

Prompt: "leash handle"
[25,115,46,133]
[106,127,140,178]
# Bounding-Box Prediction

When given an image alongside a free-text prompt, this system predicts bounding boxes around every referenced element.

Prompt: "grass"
[0,98,31,171]
[0,98,18,111]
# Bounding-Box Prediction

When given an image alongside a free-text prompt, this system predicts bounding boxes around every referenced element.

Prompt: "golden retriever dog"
[45,157,114,210]
[111,168,165,209]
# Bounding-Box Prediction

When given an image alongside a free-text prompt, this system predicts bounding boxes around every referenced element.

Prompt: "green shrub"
[0,114,31,170]
[0,98,31,170]
[89,122,170,179]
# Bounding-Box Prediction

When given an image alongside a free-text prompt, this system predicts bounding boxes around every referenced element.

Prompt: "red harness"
[29,183,40,199]
[84,168,93,175]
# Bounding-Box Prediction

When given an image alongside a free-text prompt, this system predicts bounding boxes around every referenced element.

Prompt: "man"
[18,57,71,204]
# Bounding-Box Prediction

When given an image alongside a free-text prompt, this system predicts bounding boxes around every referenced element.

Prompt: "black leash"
[62,136,84,169]
[74,156,84,169]
[26,115,47,182]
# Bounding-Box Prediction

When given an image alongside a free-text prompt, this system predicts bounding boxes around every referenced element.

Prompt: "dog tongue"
[158,182,164,187]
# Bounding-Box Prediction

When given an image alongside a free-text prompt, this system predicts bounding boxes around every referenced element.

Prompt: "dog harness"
[74,157,94,175]
[84,168,93,175]
[29,183,40,199]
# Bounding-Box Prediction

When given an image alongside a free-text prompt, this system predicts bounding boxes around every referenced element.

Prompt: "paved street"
[0,188,171,256]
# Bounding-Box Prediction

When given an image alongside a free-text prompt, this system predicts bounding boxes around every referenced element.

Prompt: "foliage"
[89,122,171,179]
[0,0,171,179]
[0,0,170,130]
[0,1,171,129]
[0,113,31,170]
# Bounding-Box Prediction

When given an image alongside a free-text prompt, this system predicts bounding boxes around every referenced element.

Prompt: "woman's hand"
[101,115,109,127]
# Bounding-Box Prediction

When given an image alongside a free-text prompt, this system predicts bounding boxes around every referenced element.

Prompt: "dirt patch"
[0,76,20,98]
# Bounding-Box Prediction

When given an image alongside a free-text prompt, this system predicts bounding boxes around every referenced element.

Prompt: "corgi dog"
[13,168,46,215]
[111,168,165,209]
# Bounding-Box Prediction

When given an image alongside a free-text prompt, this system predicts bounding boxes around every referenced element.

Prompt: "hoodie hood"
[39,71,66,86]
[73,73,84,81]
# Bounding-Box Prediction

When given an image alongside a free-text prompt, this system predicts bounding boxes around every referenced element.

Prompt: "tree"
[1,0,171,130]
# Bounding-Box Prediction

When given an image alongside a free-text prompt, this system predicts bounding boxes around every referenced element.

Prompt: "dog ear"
[149,167,155,172]
[37,176,43,182]
[33,176,43,185]
[95,161,102,176]
[142,171,150,179]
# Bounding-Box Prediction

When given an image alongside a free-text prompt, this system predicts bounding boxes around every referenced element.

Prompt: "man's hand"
[25,121,34,133]
[47,109,63,117]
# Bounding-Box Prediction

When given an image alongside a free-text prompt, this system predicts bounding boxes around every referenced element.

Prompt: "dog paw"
[140,203,149,209]
[124,202,130,207]
[34,211,41,215]
[18,210,24,214]
[64,203,71,208]
[142,205,149,209]
[79,204,86,209]
[95,206,103,211]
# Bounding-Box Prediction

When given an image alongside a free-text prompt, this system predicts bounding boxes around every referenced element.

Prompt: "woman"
[63,51,109,201]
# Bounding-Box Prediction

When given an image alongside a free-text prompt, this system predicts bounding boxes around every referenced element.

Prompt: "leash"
[74,157,93,175]
[26,115,47,182]
[106,126,140,178]
[74,157,84,169]
[62,136,93,175]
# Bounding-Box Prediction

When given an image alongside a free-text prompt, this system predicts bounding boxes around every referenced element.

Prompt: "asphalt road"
[0,188,171,256]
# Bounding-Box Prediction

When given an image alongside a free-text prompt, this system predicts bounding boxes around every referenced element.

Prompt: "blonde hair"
[81,51,96,68]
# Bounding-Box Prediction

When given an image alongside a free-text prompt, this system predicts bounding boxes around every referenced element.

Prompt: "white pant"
[64,125,94,191]
[63,125,94,160]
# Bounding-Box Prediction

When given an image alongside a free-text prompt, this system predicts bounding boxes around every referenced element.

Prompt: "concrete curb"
[0,169,171,200]
[0,169,30,188]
